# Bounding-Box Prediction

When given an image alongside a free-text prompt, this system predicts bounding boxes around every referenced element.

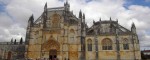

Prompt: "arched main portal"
[49,49,57,60]
[42,37,60,60]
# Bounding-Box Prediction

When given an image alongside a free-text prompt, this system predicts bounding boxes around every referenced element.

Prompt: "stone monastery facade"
[25,1,141,60]
[0,1,141,60]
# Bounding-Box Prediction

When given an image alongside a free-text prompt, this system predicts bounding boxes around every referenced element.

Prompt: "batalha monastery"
[0,1,141,60]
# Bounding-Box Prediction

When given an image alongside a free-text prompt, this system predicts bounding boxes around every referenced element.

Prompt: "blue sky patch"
[0,3,5,12]
[124,0,150,9]
[0,2,15,22]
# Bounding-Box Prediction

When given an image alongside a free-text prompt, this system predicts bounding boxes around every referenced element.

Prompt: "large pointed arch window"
[102,38,112,50]
[87,39,92,51]
[123,38,129,50]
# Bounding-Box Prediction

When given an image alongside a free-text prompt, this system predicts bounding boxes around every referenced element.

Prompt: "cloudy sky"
[0,0,150,50]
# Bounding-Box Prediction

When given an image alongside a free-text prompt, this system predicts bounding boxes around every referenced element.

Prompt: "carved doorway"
[7,51,12,60]
[49,49,57,60]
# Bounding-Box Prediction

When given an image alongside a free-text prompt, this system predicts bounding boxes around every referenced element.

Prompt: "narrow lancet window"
[87,39,92,51]
[123,38,129,50]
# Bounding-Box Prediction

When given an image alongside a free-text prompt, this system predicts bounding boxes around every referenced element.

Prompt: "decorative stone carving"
[42,36,60,51]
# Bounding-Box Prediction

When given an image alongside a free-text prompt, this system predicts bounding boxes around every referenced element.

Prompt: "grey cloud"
[0,12,14,28]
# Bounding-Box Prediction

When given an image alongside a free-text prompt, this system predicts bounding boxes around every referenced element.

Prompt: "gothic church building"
[25,1,141,60]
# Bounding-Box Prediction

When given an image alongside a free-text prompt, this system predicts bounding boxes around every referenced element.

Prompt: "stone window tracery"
[123,38,129,50]
[102,38,112,50]
[87,39,92,51]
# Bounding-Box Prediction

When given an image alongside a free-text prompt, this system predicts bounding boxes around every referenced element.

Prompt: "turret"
[79,10,82,19]
[83,13,85,24]
[64,0,70,11]
[26,14,34,44]
[99,17,101,22]
[20,37,23,44]
[83,13,85,20]
[77,10,82,36]
[131,22,136,34]
[110,17,112,21]
[11,38,13,44]
[82,13,86,36]
[98,17,101,34]
[14,39,17,45]
[43,2,47,28]
[28,14,34,27]
[99,17,101,27]
[44,2,47,12]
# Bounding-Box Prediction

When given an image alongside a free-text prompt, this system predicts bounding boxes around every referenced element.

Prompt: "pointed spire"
[44,2,47,8]
[64,1,65,5]
[44,2,47,12]
[20,37,23,44]
[64,0,70,11]
[11,38,13,43]
[29,14,34,21]
[66,0,68,4]
[82,13,86,26]
[99,17,101,21]
[132,22,136,28]
[64,0,70,7]
[131,22,136,34]
[79,10,82,18]
[14,39,17,44]
[83,13,85,19]
[28,14,34,26]
[110,17,112,21]
[29,14,34,27]
[31,14,34,20]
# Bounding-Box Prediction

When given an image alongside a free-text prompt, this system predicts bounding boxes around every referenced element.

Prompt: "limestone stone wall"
[26,6,141,60]
[84,35,141,60]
